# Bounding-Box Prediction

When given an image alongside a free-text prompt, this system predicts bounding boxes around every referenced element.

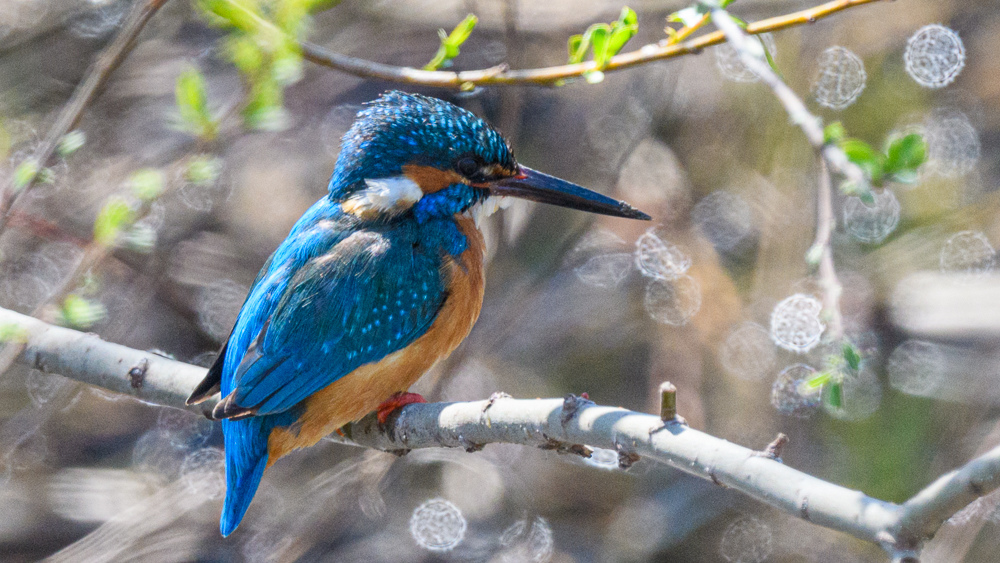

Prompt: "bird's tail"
[219,414,290,537]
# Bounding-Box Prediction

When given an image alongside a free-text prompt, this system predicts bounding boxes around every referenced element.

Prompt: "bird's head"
[328,91,649,224]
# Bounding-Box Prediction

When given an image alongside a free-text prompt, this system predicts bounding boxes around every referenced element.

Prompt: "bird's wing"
[215,228,447,418]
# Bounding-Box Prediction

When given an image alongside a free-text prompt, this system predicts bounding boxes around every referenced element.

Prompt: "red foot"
[376,392,427,425]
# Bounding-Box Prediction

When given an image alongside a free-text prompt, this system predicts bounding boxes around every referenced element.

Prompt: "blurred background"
[0,0,999,561]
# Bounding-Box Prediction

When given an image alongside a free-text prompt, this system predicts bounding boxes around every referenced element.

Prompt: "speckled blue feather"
[329,91,515,197]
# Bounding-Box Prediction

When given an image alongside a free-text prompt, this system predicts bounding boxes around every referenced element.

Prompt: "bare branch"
[4,304,1000,560]
[0,0,172,236]
[812,157,845,340]
[301,0,885,88]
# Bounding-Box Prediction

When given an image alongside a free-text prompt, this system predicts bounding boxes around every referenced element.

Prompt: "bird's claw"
[376,391,427,427]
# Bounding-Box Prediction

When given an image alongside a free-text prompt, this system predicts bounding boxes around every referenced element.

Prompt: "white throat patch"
[466,195,512,227]
[343,176,423,219]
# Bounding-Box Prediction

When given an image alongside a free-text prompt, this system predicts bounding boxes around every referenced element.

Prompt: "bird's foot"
[376,392,427,426]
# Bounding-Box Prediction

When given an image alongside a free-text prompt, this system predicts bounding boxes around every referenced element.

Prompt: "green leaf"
[175,67,217,141]
[196,0,263,33]
[425,14,478,70]
[129,168,165,201]
[826,381,843,408]
[59,294,107,330]
[842,342,861,371]
[568,34,586,64]
[840,139,885,185]
[13,159,39,191]
[93,196,133,247]
[589,26,611,66]
[0,322,28,344]
[824,121,846,144]
[759,35,780,76]
[884,133,927,177]
[58,130,86,157]
[186,155,223,186]
[802,370,833,390]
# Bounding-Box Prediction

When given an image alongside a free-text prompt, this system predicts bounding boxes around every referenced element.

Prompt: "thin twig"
[0,0,172,237]
[301,0,884,88]
[709,8,868,191]
[2,303,1000,561]
[812,157,844,340]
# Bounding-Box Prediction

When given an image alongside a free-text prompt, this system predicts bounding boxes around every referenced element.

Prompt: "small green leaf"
[802,370,834,390]
[425,14,478,70]
[0,322,28,343]
[842,342,862,371]
[129,169,165,201]
[824,121,846,144]
[840,139,885,185]
[185,155,223,186]
[175,67,217,141]
[884,133,927,177]
[196,0,263,33]
[58,130,86,157]
[589,26,611,66]
[759,35,780,76]
[59,294,107,329]
[13,159,39,191]
[826,381,843,408]
[568,34,586,64]
[93,196,133,247]
[568,7,637,68]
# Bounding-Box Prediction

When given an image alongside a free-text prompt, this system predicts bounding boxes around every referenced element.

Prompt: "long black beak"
[491,166,650,220]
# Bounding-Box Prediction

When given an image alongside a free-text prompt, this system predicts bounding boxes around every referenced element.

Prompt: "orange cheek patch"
[402,164,466,194]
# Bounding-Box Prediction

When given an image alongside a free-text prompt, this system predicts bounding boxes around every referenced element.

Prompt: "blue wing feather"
[222,202,450,415]
[217,197,465,535]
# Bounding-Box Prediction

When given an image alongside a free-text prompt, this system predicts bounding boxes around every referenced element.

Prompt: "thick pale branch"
[0,306,211,415]
[2,304,999,560]
[301,0,885,88]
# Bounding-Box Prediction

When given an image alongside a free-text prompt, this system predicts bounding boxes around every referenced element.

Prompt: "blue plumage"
[187,91,649,537]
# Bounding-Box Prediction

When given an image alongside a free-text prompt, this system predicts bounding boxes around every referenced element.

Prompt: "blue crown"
[328,91,516,198]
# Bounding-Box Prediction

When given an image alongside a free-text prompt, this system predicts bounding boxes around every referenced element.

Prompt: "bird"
[186,91,649,536]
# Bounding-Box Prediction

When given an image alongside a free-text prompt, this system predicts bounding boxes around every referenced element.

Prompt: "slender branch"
[301,0,885,88]
[0,0,171,236]
[811,157,844,340]
[897,445,1000,546]
[709,8,868,191]
[3,304,1000,561]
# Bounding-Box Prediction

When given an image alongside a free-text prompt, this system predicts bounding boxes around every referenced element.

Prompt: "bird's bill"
[491,166,651,220]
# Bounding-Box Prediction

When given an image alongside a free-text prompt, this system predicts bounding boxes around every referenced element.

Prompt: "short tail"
[219,415,289,536]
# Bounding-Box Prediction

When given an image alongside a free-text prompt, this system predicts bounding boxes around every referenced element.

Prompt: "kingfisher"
[186,91,649,536]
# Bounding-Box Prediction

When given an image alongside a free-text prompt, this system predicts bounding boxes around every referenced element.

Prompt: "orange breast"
[267,216,486,463]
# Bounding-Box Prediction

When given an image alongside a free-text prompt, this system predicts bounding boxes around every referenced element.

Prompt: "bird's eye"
[455,157,480,178]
